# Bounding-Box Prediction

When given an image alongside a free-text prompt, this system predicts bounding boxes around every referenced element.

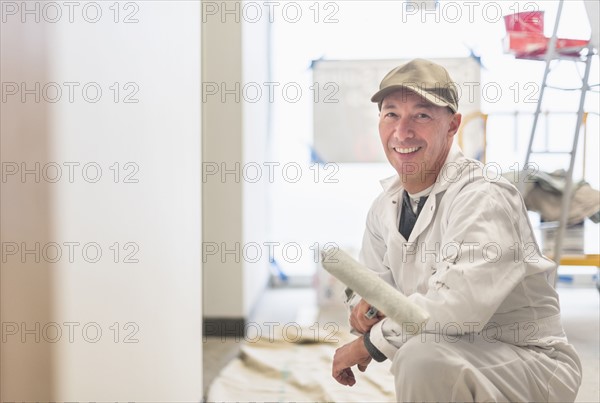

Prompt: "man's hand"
[350,299,385,334]
[332,336,373,386]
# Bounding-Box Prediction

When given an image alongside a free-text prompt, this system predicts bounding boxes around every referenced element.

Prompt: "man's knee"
[391,334,458,382]
[391,335,475,401]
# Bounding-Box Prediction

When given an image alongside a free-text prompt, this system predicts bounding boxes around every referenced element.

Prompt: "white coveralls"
[351,144,582,402]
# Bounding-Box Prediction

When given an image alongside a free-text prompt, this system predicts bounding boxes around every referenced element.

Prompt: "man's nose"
[392,117,414,140]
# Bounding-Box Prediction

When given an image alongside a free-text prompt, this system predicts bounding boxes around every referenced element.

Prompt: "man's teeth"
[394,147,420,154]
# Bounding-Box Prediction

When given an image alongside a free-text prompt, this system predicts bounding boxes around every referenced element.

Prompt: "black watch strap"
[363,331,387,362]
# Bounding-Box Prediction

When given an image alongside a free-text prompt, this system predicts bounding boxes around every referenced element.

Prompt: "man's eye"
[415,113,431,120]
[385,112,397,118]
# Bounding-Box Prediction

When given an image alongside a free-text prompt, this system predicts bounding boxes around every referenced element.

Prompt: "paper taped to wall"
[321,248,430,326]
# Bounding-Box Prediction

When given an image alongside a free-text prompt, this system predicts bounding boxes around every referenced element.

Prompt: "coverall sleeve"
[369,185,531,359]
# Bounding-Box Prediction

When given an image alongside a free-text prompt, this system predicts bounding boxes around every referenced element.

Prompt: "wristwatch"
[363,331,387,362]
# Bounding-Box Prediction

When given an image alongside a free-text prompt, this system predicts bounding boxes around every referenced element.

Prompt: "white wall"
[1,2,202,401]
[242,11,271,317]
[1,17,55,399]
[202,0,270,320]
[202,4,244,318]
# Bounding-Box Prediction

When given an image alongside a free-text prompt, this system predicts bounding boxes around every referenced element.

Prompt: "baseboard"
[203,317,245,338]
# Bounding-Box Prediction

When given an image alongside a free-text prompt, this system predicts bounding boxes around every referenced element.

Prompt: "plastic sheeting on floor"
[207,328,395,402]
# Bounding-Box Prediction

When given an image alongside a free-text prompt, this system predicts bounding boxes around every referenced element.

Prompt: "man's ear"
[448,113,462,137]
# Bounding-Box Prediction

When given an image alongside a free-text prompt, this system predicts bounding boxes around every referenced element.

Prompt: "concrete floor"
[204,284,599,402]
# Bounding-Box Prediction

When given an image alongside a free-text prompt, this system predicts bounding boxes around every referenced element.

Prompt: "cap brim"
[371,85,456,112]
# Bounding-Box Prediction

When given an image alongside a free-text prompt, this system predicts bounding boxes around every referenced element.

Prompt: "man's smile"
[393,146,422,154]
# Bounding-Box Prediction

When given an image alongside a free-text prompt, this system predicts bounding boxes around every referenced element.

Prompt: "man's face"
[378,90,461,192]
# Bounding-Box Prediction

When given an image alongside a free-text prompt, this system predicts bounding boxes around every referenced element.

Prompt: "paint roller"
[321,248,430,326]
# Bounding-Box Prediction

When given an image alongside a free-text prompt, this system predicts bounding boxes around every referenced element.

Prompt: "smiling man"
[331,59,582,402]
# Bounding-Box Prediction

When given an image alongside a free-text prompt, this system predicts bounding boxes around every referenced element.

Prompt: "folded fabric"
[505,169,600,225]
[207,330,396,402]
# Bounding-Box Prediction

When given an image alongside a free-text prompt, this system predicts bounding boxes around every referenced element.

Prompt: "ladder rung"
[544,85,586,91]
